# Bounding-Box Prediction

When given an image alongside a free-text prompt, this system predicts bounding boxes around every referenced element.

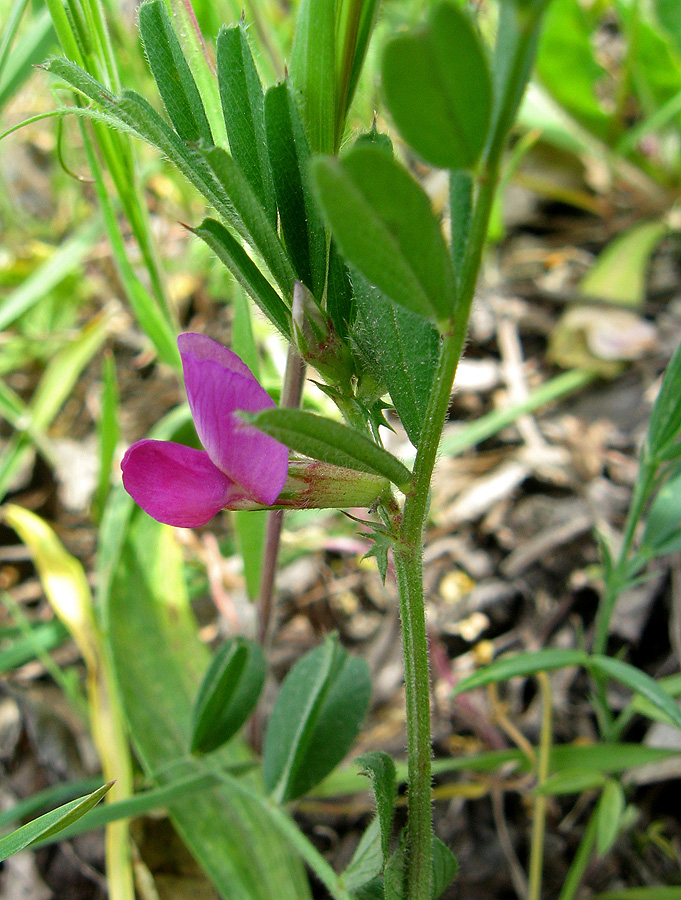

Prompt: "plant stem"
[527,672,552,900]
[557,806,599,900]
[392,7,548,897]
[257,348,307,647]
[392,543,431,899]
[393,151,502,900]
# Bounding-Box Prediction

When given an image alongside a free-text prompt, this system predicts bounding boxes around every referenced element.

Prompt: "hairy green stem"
[392,544,431,898]
[394,148,503,900]
[393,7,548,898]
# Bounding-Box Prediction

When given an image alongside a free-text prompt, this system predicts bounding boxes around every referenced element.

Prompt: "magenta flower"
[121,333,288,527]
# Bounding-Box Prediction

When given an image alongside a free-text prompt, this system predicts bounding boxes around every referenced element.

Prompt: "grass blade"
[0,783,113,861]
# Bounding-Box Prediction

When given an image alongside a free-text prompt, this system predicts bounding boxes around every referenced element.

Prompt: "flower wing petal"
[121,439,243,527]
[180,336,288,505]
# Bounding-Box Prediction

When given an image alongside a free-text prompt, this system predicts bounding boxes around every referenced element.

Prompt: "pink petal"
[121,439,245,527]
[178,333,254,380]
[179,333,288,505]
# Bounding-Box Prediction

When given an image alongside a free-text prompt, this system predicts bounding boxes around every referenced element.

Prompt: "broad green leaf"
[342,817,383,892]
[647,338,681,457]
[263,634,371,803]
[352,274,440,447]
[265,81,327,297]
[589,655,681,730]
[245,408,413,490]
[289,0,336,154]
[579,222,668,307]
[382,1,491,170]
[356,751,397,860]
[217,25,275,223]
[191,638,266,754]
[595,779,625,856]
[103,506,312,900]
[0,782,112,861]
[538,770,607,796]
[451,649,589,695]
[138,0,212,144]
[536,0,610,140]
[641,464,681,557]
[431,836,458,900]
[312,147,455,321]
[193,218,291,338]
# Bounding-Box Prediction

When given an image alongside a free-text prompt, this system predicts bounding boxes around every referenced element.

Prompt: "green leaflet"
[217,25,276,223]
[352,273,440,447]
[312,146,455,322]
[382,1,492,170]
[245,407,413,490]
[263,635,371,803]
[536,0,610,140]
[265,81,327,297]
[193,218,291,339]
[191,638,266,755]
[138,0,212,144]
[45,59,295,297]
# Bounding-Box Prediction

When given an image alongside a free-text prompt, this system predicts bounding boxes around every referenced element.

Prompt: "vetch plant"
[6,0,678,899]
[35,0,555,898]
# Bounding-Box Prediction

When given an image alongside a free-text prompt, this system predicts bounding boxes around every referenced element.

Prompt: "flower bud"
[292,281,354,386]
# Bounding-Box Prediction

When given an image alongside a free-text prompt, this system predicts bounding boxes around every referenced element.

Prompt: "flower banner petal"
[180,335,288,505]
[121,440,244,527]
